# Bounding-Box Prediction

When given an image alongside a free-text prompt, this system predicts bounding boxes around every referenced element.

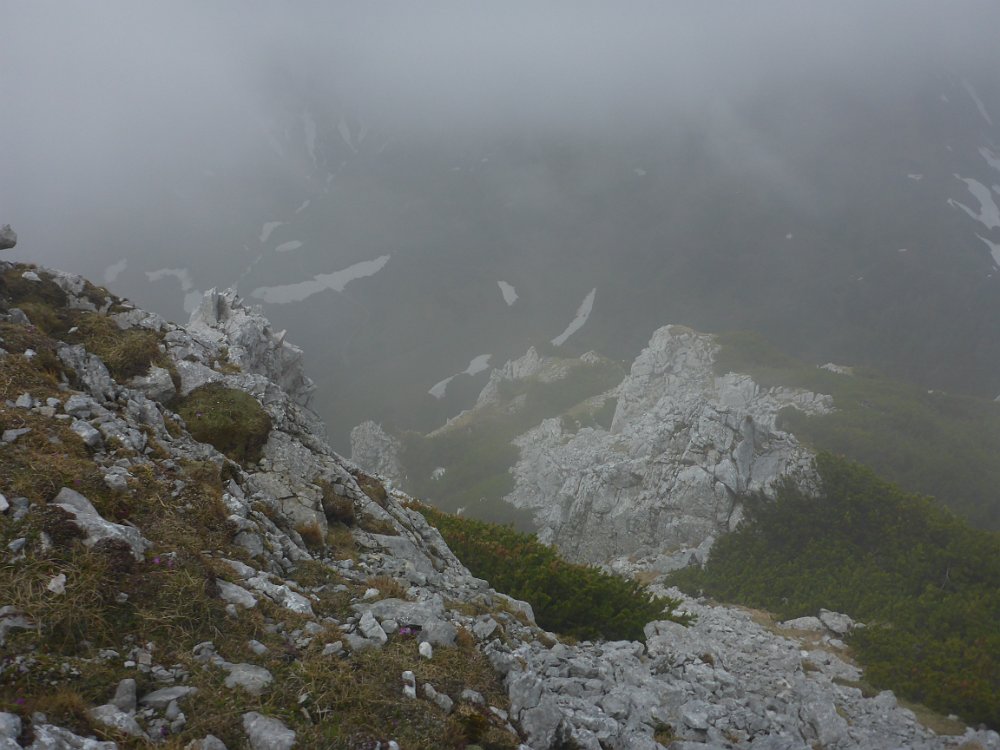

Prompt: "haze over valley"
[4,1,1000,451]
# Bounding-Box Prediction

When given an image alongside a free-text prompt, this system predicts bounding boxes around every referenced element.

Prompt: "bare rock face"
[503,325,832,571]
[350,421,406,486]
[0,225,16,250]
[186,288,315,406]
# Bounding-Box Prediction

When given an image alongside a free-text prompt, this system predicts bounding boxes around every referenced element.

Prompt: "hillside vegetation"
[417,505,691,641]
[670,453,1000,728]
[714,330,1000,528]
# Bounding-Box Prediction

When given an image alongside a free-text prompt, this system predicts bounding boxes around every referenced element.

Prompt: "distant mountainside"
[353,323,1000,559]
[15,70,1000,450]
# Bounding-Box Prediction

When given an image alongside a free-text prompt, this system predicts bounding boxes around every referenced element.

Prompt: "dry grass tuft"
[367,575,410,601]
[296,522,325,552]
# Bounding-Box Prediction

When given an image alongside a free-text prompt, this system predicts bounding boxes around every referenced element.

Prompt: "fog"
[3,1,1000,445]
[4,1,1000,270]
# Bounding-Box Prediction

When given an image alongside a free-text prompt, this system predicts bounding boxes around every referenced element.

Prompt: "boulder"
[51,487,150,559]
[0,225,16,250]
[242,712,296,750]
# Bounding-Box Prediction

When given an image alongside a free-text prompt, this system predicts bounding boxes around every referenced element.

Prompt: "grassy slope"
[417,504,691,642]
[714,330,1000,529]
[670,454,1000,728]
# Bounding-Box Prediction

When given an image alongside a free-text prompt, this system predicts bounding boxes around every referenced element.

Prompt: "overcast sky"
[3,1,1000,272]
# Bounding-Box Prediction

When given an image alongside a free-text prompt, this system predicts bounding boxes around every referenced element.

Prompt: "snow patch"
[982,147,1000,174]
[103,259,127,284]
[250,255,391,304]
[948,176,1000,230]
[259,222,284,244]
[497,281,518,306]
[428,354,493,399]
[294,199,311,215]
[464,354,492,377]
[552,288,597,347]
[962,80,994,127]
[428,376,455,400]
[633,168,647,177]
[303,111,318,166]
[275,241,303,254]
[337,116,357,152]
[977,234,1000,266]
[906,173,923,181]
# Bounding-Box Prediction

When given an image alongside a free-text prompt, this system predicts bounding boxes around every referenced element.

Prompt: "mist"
[3,0,1000,448]
[4,1,1000,270]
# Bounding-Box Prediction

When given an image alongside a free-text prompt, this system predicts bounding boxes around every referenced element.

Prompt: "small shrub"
[174,383,272,465]
[355,473,389,507]
[326,523,357,560]
[36,505,86,548]
[653,722,676,744]
[321,482,356,526]
[357,512,399,536]
[296,522,325,551]
[670,454,1000,728]
[418,505,692,641]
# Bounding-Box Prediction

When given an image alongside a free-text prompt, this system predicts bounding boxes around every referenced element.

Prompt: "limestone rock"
[184,736,228,750]
[779,616,825,631]
[350,421,405,485]
[58,345,116,400]
[140,686,198,710]
[0,606,35,645]
[89,704,147,739]
[128,365,176,402]
[216,580,257,609]
[188,288,314,406]
[502,325,830,567]
[358,611,388,645]
[51,487,150,559]
[819,609,855,635]
[111,678,137,712]
[242,712,296,750]
[0,225,16,250]
[223,663,273,696]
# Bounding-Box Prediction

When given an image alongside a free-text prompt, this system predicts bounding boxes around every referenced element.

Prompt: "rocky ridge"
[1,261,996,749]
[357,325,833,572]
[504,325,832,572]
[0,262,531,748]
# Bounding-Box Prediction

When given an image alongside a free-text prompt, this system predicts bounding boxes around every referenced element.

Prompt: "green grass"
[418,504,692,641]
[174,383,273,466]
[670,453,1000,728]
[714,330,1000,528]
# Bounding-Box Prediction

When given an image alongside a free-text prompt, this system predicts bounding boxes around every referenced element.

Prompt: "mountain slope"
[3,260,997,748]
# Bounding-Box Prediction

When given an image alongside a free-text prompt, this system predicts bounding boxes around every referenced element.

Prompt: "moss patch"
[174,383,272,465]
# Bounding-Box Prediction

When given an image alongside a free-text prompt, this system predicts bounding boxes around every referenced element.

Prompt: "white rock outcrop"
[503,325,831,570]
[0,225,16,251]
